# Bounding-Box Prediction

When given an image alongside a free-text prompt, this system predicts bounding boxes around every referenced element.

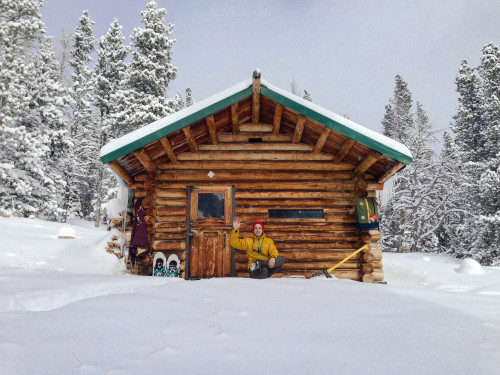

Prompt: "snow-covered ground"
[0,217,499,375]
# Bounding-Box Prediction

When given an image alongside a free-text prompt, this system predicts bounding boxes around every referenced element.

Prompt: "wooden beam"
[378,161,405,183]
[182,126,198,153]
[238,123,273,133]
[197,142,314,152]
[313,127,331,153]
[335,138,355,164]
[205,115,218,145]
[354,151,382,175]
[108,161,134,186]
[159,137,177,164]
[292,116,307,144]
[134,149,156,172]
[231,103,239,134]
[177,151,334,161]
[218,132,292,143]
[272,104,283,134]
[252,70,261,124]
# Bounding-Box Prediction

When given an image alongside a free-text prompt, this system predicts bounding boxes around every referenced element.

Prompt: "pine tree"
[25,37,72,220]
[0,0,49,217]
[94,19,129,226]
[185,86,195,107]
[111,0,178,137]
[303,89,313,102]
[68,10,98,220]
[474,43,500,265]
[381,75,413,142]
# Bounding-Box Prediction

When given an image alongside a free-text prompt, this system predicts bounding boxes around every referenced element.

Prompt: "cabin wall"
[132,139,383,281]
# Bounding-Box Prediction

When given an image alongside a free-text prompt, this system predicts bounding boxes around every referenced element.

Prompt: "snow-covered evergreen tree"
[474,43,500,265]
[68,10,98,220]
[381,75,413,143]
[93,19,129,226]
[25,37,72,220]
[185,86,195,107]
[0,0,51,217]
[111,0,178,137]
[303,89,313,102]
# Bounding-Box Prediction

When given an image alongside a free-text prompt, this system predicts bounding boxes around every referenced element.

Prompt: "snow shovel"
[323,245,369,278]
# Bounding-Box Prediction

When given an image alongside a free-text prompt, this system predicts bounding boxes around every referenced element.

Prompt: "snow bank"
[456,258,485,275]
[0,217,125,275]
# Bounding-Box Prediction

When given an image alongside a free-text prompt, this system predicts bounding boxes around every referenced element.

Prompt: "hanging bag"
[355,197,379,229]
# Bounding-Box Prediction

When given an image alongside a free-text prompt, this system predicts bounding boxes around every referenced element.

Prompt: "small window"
[249,138,263,143]
[198,193,225,218]
[268,209,324,219]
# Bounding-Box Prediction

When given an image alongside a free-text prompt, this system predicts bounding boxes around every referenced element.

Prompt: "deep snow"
[0,217,499,375]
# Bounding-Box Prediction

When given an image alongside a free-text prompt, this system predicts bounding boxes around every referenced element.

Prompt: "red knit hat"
[252,221,265,232]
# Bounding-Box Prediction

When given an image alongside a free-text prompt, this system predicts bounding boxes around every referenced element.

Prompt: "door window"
[198,193,225,218]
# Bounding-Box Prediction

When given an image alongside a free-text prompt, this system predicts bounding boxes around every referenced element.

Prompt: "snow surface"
[1,217,499,375]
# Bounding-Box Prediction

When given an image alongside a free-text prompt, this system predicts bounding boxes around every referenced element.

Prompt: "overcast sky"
[41,0,500,136]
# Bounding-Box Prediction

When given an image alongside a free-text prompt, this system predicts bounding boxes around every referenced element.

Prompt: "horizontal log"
[238,123,273,132]
[235,261,363,271]
[235,206,354,215]
[156,198,187,206]
[235,191,356,199]
[362,274,375,283]
[158,160,355,171]
[373,269,384,281]
[155,224,186,232]
[361,230,382,243]
[218,133,292,143]
[276,242,358,250]
[362,263,374,274]
[236,223,356,232]
[156,206,186,216]
[235,269,360,280]
[197,143,314,151]
[176,151,335,161]
[155,232,186,240]
[366,182,384,191]
[236,199,356,207]
[157,170,354,181]
[156,189,186,198]
[155,215,186,223]
[152,241,186,251]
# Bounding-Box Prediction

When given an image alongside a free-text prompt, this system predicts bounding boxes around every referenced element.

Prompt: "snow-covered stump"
[57,226,76,239]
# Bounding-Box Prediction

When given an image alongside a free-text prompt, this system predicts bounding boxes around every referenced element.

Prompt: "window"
[268,209,324,219]
[198,193,225,218]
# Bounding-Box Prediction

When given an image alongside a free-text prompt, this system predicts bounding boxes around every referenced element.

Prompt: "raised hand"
[232,216,241,231]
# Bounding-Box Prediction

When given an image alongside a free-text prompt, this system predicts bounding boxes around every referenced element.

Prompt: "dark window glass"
[268,209,324,219]
[198,193,225,218]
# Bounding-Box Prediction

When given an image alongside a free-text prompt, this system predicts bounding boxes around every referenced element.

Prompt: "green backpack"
[355,197,379,229]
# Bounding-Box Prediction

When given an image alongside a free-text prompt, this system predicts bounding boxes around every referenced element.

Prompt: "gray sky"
[41,0,500,136]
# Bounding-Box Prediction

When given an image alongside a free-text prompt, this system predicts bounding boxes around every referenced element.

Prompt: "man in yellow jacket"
[230,216,286,279]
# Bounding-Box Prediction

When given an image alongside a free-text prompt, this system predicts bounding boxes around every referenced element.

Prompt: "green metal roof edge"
[260,85,413,165]
[100,84,253,164]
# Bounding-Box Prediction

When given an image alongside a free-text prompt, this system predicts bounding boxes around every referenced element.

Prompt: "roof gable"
[100,72,412,185]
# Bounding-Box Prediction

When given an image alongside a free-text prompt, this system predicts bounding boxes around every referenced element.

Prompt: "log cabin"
[100,71,412,282]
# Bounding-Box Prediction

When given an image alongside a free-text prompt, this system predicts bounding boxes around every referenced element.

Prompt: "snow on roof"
[100,77,412,165]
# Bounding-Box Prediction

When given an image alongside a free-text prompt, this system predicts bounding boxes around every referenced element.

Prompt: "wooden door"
[189,186,233,278]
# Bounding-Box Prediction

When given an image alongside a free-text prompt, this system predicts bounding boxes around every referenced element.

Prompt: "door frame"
[185,185,234,279]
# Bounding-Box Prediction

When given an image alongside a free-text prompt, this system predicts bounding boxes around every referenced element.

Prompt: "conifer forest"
[1,0,499,265]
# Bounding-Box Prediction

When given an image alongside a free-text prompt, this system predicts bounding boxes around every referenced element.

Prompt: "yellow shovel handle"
[327,245,369,274]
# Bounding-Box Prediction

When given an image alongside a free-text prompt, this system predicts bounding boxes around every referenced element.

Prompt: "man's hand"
[232,216,240,231]
[268,257,276,269]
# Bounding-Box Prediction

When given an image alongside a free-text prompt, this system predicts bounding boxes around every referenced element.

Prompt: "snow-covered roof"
[100,77,412,165]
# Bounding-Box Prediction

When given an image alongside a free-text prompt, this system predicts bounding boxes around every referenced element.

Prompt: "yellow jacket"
[230,230,279,269]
